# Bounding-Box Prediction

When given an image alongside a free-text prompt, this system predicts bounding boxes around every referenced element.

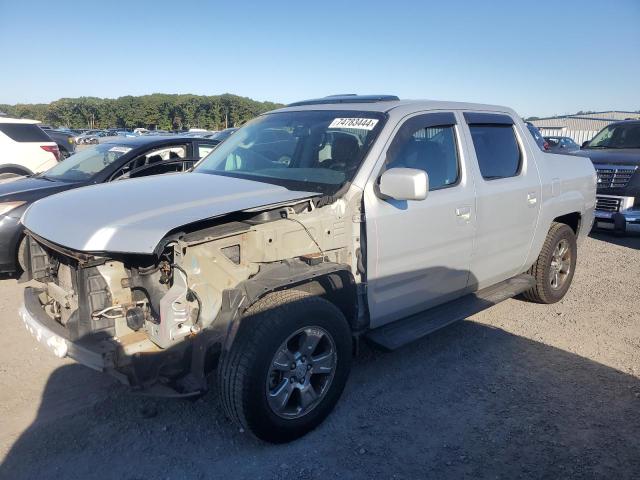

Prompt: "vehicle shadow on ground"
[589,229,640,250]
[1,321,639,479]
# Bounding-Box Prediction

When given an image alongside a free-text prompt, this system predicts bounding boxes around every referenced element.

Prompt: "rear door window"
[0,123,52,142]
[467,123,521,180]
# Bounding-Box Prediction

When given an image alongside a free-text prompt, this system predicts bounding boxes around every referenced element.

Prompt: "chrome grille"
[595,165,637,189]
[595,196,622,212]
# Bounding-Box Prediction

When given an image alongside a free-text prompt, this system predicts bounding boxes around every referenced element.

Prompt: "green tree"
[2,93,283,130]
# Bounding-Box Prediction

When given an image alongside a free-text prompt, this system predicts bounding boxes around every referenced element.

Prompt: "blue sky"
[1,0,638,117]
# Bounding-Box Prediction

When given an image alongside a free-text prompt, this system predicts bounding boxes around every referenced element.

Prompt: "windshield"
[209,129,237,142]
[44,144,132,181]
[195,110,386,194]
[588,123,640,149]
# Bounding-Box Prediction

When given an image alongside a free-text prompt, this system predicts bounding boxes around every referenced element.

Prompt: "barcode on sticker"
[328,118,379,130]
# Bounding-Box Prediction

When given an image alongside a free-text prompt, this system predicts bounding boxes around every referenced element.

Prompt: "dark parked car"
[40,126,77,158]
[525,122,549,151]
[0,135,219,274]
[544,136,580,153]
[573,120,640,235]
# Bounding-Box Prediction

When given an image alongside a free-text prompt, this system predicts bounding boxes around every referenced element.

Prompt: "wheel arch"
[241,260,358,330]
[0,164,33,176]
[553,211,581,235]
[219,260,359,352]
[524,207,584,272]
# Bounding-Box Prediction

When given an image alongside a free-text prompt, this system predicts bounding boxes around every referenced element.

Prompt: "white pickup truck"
[19,95,596,442]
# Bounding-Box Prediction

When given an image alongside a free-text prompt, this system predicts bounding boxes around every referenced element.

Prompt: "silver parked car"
[19,95,595,443]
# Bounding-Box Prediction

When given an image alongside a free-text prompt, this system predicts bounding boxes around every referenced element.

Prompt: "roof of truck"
[273,95,515,117]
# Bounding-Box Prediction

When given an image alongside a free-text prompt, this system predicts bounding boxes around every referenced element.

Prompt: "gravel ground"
[0,232,639,480]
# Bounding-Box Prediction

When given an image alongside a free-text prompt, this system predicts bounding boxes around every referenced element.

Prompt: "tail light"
[41,145,61,161]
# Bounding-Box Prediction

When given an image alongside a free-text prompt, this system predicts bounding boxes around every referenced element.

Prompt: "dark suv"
[574,120,640,235]
[40,126,77,158]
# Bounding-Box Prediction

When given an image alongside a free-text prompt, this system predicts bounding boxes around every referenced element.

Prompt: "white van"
[0,117,60,180]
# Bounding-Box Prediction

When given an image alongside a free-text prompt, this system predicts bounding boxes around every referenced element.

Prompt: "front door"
[364,112,476,328]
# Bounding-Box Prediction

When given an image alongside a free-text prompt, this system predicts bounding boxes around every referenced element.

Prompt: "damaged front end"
[21,232,213,396]
[19,194,364,396]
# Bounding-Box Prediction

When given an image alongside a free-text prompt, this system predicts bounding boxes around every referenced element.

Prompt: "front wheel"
[523,222,577,304]
[217,290,352,443]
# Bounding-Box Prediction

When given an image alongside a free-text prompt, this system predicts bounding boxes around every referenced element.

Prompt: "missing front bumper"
[20,286,211,395]
[20,287,113,373]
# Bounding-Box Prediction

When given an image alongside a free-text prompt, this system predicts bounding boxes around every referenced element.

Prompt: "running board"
[365,274,535,351]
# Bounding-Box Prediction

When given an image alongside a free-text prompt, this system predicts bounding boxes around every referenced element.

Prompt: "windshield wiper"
[34,173,55,181]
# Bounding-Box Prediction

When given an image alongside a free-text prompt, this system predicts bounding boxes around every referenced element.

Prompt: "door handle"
[455,206,471,221]
[527,193,537,206]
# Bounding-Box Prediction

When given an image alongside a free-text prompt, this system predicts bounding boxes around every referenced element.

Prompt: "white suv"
[0,117,60,181]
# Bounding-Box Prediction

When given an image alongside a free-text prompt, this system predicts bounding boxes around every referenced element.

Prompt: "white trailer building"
[530,111,640,145]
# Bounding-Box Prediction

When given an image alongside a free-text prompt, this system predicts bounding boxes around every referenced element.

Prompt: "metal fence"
[538,128,599,145]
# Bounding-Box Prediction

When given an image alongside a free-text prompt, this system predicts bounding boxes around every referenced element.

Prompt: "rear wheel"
[523,222,577,304]
[217,290,352,443]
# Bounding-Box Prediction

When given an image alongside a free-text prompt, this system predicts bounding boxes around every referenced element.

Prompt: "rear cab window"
[0,123,52,142]
[464,113,522,180]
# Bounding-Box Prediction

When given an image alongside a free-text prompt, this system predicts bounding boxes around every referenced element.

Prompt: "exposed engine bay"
[24,192,364,393]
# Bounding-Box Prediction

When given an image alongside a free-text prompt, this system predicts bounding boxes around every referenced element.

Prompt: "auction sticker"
[109,146,132,154]
[329,118,379,130]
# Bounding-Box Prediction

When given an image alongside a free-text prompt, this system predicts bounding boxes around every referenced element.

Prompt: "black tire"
[523,222,577,304]
[217,290,352,443]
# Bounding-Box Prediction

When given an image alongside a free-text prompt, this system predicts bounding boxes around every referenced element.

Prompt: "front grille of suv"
[595,165,637,189]
[595,196,622,212]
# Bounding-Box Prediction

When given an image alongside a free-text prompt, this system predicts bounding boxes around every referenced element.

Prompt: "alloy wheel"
[266,326,337,419]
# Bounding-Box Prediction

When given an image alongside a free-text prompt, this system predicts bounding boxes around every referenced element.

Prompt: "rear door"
[364,112,476,327]
[461,112,541,289]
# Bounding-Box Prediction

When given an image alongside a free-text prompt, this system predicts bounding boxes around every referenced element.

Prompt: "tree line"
[0,93,283,130]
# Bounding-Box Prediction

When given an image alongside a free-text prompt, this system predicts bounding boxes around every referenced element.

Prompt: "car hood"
[22,173,317,254]
[573,148,640,166]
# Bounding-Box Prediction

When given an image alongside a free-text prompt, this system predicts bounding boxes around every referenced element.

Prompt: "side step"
[365,274,535,351]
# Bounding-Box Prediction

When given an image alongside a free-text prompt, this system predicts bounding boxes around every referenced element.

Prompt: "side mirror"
[581,141,590,149]
[379,168,428,201]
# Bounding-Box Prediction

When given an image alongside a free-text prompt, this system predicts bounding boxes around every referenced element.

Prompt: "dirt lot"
[0,232,639,480]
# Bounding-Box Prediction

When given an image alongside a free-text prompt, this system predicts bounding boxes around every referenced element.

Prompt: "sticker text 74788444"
[328,118,379,131]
